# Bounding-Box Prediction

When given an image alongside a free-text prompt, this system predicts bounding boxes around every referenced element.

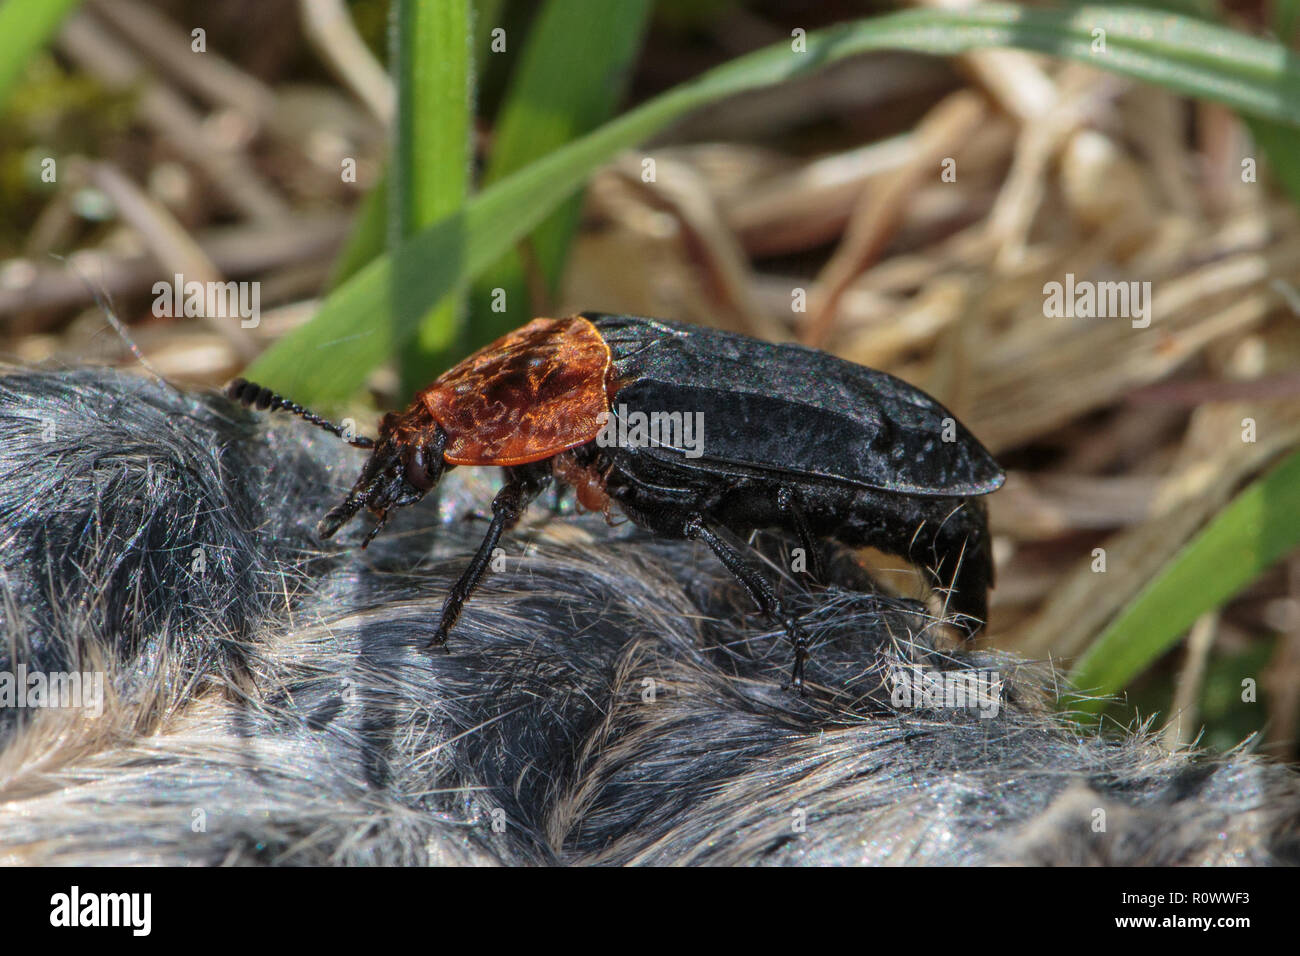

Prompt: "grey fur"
[0,368,1297,865]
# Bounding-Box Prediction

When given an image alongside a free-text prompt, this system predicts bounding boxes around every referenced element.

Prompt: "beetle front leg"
[684,514,810,691]
[428,467,550,650]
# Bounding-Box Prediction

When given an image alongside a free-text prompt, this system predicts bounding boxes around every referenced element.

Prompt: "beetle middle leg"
[776,485,825,583]
[683,514,810,691]
[428,465,551,650]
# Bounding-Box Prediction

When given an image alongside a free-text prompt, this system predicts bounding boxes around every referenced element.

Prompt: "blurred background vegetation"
[2,0,1300,759]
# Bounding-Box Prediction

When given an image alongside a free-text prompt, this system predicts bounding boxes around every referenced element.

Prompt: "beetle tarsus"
[361,510,389,548]
[783,614,810,693]
[789,645,808,693]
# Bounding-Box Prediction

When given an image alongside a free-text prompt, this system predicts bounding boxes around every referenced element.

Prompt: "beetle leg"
[428,468,550,650]
[776,486,825,583]
[322,479,380,543]
[912,497,993,634]
[684,515,810,692]
[362,509,390,547]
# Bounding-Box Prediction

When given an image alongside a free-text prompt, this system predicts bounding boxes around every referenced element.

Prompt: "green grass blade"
[248,4,1300,403]
[391,0,472,396]
[1069,448,1300,710]
[462,0,651,358]
[326,0,507,294]
[472,0,506,59]
[0,0,84,107]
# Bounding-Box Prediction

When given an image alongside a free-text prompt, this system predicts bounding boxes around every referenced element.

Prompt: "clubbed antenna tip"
[225,378,375,449]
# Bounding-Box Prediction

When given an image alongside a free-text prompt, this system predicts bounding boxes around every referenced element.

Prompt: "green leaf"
[1241,115,1300,246]
[462,0,651,360]
[1279,0,1300,44]
[391,0,473,396]
[328,168,387,290]
[0,0,84,108]
[248,4,1300,404]
[1069,448,1300,709]
[1230,2,1300,235]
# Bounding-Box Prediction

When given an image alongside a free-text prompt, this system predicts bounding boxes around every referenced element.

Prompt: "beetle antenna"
[225,378,376,449]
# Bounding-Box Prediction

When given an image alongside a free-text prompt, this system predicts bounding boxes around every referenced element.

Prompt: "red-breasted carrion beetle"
[227,312,1005,688]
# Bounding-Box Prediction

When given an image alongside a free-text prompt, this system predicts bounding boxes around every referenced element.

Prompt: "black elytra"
[226,312,1006,691]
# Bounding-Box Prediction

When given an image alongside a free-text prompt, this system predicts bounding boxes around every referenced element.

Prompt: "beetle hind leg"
[684,514,810,691]
[834,490,994,635]
[919,498,993,634]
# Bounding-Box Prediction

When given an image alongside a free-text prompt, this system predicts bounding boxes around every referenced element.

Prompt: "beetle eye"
[405,447,433,491]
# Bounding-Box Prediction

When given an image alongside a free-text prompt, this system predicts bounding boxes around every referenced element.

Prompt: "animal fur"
[1,368,1297,865]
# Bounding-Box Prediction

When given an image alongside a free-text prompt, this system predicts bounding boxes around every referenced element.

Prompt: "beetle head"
[317,404,448,547]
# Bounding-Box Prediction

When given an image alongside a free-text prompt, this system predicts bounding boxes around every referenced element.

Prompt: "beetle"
[226,312,1005,688]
